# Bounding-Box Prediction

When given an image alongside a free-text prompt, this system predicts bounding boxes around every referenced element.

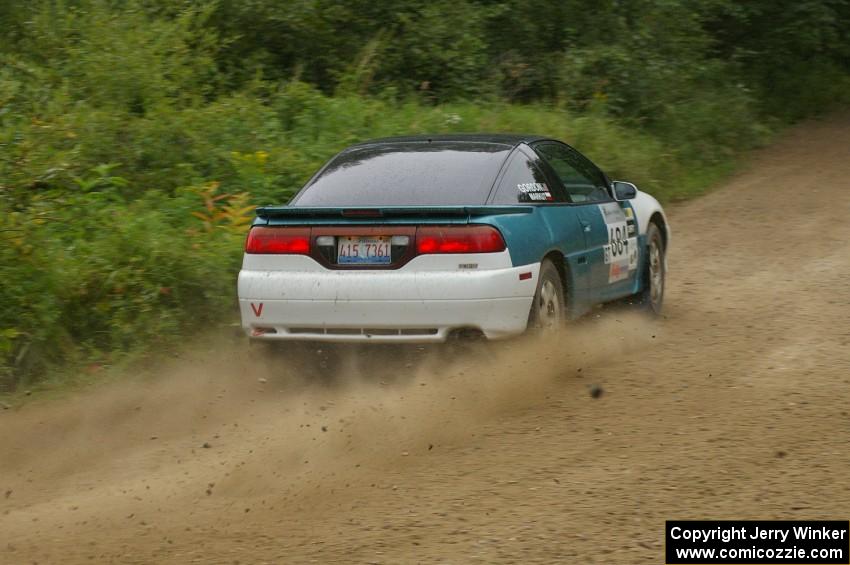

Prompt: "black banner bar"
[666,520,849,564]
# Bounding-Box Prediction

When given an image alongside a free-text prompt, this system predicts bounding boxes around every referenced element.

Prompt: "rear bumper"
[238,252,539,343]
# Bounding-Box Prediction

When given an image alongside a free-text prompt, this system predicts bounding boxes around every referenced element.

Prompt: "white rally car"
[238,134,668,343]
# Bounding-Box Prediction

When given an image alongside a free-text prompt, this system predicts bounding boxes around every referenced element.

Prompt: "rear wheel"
[635,223,665,315]
[528,259,565,334]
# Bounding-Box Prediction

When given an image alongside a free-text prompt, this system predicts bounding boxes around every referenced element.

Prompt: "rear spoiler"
[255,205,534,219]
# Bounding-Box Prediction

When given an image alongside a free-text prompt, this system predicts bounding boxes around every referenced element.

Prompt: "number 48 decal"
[603,221,631,263]
[609,223,629,258]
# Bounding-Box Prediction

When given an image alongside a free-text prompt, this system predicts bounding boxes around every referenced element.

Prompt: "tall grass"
[3,0,844,390]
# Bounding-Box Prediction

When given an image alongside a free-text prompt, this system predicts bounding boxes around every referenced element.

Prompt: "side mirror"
[612,180,637,201]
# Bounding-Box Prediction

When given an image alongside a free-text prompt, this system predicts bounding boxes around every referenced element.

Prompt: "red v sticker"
[250,302,264,317]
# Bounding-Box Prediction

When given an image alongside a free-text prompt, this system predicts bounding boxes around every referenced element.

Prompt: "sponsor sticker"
[517,182,553,202]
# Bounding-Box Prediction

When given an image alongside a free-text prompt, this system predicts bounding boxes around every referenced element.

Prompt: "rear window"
[290,142,511,206]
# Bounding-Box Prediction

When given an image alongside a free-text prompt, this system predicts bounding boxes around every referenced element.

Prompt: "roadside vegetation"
[1,0,848,391]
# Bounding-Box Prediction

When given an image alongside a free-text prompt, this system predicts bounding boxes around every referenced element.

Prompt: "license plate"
[337,236,391,265]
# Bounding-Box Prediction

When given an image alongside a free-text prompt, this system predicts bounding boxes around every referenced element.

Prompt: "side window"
[491,150,564,204]
[535,143,610,203]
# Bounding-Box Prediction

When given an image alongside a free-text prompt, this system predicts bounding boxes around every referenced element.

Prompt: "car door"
[488,146,595,308]
[531,142,639,303]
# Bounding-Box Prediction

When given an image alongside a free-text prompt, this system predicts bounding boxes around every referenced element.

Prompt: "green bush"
[0,0,847,390]
[0,88,746,388]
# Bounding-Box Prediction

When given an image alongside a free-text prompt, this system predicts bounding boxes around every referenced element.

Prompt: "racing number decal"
[599,203,638,283]
[605,222,629,261]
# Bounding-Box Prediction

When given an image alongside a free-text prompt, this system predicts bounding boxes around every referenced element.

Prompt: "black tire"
[635,222,665,315]
[528,259,566,334]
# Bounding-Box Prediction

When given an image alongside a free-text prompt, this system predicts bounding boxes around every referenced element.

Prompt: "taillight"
[245,227,311,254]
[415,225,506,254]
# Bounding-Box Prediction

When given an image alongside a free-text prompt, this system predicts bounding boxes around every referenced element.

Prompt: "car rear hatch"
[247,206,532,269]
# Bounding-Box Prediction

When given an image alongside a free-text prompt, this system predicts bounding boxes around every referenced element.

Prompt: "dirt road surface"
[2,115,850,564]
